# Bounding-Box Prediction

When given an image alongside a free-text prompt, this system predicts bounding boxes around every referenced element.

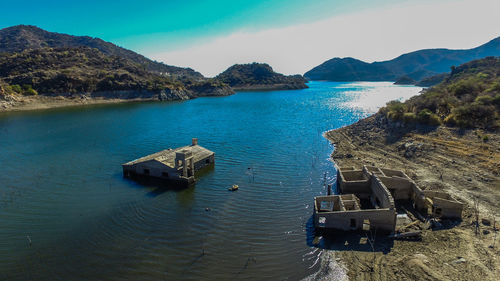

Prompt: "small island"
[216,62,308,91]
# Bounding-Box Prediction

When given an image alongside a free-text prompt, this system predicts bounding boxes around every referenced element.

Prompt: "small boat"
[228,184,239,191]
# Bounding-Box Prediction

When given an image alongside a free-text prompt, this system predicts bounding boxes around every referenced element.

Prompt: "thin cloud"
[150,0,500,77]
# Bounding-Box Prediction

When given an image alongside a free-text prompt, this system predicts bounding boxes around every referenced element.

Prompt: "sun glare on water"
[341,82,423,114]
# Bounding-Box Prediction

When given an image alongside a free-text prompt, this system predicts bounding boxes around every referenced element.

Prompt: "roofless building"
[122,138,214,186]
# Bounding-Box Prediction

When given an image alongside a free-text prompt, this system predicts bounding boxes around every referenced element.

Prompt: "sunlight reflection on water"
[341,82,423,114]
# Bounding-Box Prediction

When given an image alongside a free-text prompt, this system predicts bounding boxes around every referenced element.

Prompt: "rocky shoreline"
[319,113,499,281]
[0,85,235,112]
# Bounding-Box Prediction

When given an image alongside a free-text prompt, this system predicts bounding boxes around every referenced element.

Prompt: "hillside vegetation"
[0,25,236,106]
[381,57,500,130]
[0,25,203,80]
[216,63,307,90]
[0,47,184,94]
[305,36,500,84]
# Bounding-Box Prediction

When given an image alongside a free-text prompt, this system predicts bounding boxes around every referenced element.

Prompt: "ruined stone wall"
[315,208,396,232]
[338,169,370,196]
[193,154,215,171]
[124,160,178,179]
[380,168,408,178]
[432,197,463,218]
[379,176,413,200]
[370,176,395,209]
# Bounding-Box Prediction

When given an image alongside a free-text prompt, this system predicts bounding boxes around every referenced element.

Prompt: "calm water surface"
[0,82,421,280]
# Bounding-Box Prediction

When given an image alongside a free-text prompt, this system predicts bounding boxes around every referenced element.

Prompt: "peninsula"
[323,57,499,280]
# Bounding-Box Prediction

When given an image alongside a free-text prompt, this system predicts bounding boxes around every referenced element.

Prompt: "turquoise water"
[0,82,421,280]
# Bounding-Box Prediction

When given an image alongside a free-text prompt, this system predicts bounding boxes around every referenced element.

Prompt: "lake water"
[0,82,421,280]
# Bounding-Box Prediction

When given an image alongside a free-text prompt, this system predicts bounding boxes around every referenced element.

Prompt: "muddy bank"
[320,113,499,281]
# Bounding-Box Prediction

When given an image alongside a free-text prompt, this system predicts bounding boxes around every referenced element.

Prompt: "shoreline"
[0,83,309,113]
[320,113,499,281]
[0,95,163,113]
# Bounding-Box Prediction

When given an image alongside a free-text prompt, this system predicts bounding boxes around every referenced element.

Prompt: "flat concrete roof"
[122,145,214,168]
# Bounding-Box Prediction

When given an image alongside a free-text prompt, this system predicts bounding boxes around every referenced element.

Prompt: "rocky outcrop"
[159,88,190,101]
[186,81,234,97]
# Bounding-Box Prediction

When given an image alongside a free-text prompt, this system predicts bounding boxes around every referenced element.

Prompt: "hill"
[0,25,237,111]
[0,46,233,111]
[216,63,308,91]
[0,25,203,80]
[305,36,500,84]
[382,56,500,130]
[0,47,183,94]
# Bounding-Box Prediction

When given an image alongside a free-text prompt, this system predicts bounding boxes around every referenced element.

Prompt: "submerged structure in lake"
[122,138,214,186]
[314,165,463,233]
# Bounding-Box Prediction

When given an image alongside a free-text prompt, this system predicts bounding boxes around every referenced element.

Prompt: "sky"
[1,0,499,76]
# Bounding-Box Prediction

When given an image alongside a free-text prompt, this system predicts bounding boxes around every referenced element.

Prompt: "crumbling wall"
[315,209,396,232]
[423,190,463,218]
[338,169,370,196]
[380,168,408,178]
[432,197,463,218]
[370,176,395,209]
[193,154,215,170]
[379,176,413,200]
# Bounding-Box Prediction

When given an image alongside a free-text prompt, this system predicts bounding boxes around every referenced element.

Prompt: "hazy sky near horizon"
[1,0,499,76]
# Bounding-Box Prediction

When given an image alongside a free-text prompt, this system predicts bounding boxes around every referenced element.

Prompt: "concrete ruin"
[122,138,214,186]
[314,165,464,233]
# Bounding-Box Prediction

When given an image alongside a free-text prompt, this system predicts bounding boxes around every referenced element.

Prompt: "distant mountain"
[216,63,308,91]
[305,36,500,83]
[0,25,203,80]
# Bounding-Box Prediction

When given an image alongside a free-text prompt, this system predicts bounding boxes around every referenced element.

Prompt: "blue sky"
[1,0,499,76]
[2,0,400,51]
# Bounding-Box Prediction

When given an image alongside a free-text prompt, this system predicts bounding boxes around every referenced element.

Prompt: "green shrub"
[475,95,494,105]
[384,100,407,121]
[452,104,496,128]
[402,112,417,124]
[492,94,500,107]
[449,80,478,98]
[443,114,457,126]
[22,84,38,95]
[487,82,500,93]
[10,84,22,93]
[416,109,441,126]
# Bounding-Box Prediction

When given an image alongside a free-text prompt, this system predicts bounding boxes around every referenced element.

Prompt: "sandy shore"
[0,95,159,113]
[319,114,499,281]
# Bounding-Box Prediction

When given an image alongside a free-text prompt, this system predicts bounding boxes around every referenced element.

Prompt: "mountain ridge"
[305,36,500,84]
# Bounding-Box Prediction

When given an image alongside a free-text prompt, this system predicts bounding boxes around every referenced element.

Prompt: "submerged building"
[314,165,463,233]
[122,138,214,186]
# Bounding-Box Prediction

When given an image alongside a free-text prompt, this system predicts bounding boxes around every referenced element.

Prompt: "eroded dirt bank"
[320,113,499,281]
[0,94,160,112]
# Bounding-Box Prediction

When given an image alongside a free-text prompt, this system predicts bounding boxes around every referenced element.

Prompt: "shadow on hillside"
[384,123,440,145]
